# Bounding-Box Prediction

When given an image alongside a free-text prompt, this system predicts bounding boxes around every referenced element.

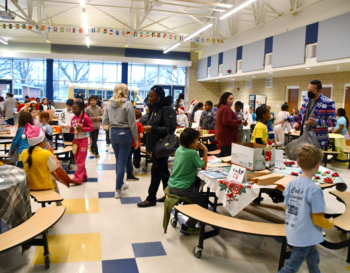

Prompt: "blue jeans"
[279,245,320,273]
[110,128,132,191]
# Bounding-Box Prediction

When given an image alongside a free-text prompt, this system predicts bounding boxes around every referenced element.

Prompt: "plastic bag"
[285,125,321,161]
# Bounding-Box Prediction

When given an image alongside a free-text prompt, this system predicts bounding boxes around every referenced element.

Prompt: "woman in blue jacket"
[9,112,33,168]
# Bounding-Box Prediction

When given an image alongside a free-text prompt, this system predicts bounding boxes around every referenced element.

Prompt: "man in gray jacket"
[3,93,17,125]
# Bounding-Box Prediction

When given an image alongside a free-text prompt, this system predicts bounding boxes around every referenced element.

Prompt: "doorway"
[286,87,299,115]
[344,85,350,146]
[322,85,332,99]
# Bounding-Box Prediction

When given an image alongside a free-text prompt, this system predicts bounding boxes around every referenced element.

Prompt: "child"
[168,128,208,235]
[47,100,55,110]
[12,102,19,125]
[292,106,299,116]
[274,103,291,146]
[21,123,57,190]
[193,102,204,125]
[58,99,75,142]
[39,97,49,111]
[250,107,256,122]
[267,105,275,130]
[70,99,94,184]
[29,108,41,126]
[9,111,33,168]
[177,107,189,128]
[200,101,216,130]
[251,104,270,145]
[39,111,54,148]
[86,95,103,157]
[243,105,253,142]
[279,144,334,273]
[127,110,144,176]
[234,101,245,142]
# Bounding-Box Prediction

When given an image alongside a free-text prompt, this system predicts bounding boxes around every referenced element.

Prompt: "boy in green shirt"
[168,128,208,235]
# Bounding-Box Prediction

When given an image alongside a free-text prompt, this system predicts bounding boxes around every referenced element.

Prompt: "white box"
[231,143,276,171]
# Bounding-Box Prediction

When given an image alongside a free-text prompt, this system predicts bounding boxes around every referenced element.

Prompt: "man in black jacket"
[137,86,176,207]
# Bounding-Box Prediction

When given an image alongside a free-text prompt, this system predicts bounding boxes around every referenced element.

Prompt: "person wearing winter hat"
[21,123,59,191]
[177,106,189,128]
[9,111,33,168]
[137,85,176,207]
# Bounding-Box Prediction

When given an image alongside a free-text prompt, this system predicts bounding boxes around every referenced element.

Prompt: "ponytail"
[338,108,349,129]
[26,146,35,168]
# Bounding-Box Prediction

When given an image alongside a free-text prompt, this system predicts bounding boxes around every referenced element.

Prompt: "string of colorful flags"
[1,23,225,44]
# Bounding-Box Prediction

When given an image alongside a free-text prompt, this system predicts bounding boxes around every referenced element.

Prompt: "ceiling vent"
[246,78,252,89]
[237,60,242,72]
[266,77,273,88]
[265,53,272,66]
[230,80,234,89]
[306,43,317,59]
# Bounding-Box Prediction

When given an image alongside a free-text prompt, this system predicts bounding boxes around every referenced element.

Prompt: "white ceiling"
[0,0,320,50]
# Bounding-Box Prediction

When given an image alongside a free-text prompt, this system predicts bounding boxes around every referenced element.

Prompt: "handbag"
[285,124,321,160]
[154,129,179,158]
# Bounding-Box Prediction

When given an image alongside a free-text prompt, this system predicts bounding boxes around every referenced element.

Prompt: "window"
[54,60,121,101]
[0,58,46,100]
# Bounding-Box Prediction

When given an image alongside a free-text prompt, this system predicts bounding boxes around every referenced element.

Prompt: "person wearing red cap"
[177,106,188,128]
[21,123,59,191]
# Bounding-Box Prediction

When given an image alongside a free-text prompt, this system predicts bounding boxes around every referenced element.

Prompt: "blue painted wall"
[265,37,273,54]
[125,48,190,61]
[306,22,319,44]
[207,56,211,67]
[219,52,223,65]
[46,59,54,104]
[237,46,243,60]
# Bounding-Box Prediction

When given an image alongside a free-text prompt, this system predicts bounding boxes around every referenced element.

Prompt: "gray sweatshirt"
[86,105,103,129]
[102,98,138,143]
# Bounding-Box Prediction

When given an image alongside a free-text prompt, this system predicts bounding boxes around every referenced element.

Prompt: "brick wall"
[188,52,221,110]
[218,72,350,114]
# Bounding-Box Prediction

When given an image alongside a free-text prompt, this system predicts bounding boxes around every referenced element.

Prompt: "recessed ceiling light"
[231,78,234,80]
[252,76,256,78]
[305,68,311,70]
[268,72,273,74]
[215,80,218,82]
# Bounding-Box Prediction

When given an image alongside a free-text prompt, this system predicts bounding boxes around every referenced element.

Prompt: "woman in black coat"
[137,86,176,208]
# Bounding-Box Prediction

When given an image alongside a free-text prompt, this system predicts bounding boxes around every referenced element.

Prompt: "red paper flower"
[323,177,333,184]
[331,172,339,177]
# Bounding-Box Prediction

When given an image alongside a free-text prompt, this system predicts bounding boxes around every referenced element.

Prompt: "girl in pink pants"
[70,100,94,184]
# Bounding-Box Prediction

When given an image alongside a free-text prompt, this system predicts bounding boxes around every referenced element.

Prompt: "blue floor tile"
[97,164,115,170]
[99,192,115,198]
[109,152,115,154]
[66,171,75,174]
[120,197,142,205]
[102,258,138,273]
[98,139,106,141]
[84,178,98,182]
[99,150,108,152]
[132,242,167,258]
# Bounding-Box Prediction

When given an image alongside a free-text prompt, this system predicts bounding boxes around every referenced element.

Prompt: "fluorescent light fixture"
[0,38,8,45]
[164,43,180,54]
[82,10,87,25]
[305,67,311,70]
[252,76,256,78]
[220,0,256,20]
[184,22,213,42]
[80,0,85,6]
[268,72,273,74]
[85,36,90,48]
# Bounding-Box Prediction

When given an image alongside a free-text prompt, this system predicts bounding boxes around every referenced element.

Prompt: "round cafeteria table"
[0,165,32,232]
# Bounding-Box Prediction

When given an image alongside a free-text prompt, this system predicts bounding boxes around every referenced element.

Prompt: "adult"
[0,96,4,114]
[24,95,30,103]
[332,108,349,139]
[3,93,17,125]
[137,85,176,208]
[175,93,184,108]
[39,97,49,111]
[76,92,84,101]
[276,80,337,148]
[215,92,247,157]
[274,103,291,146]
[102,83,138,199]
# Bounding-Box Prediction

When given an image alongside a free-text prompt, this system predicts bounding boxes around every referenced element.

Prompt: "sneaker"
[96,154,100,158]
[115,190,124,199]
[180,224,201,235]
[121,182,129,191]
[126,175,139,181]
[134,168,146,176]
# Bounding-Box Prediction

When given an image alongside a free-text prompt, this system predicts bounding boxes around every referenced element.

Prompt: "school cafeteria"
[0,0,350,272]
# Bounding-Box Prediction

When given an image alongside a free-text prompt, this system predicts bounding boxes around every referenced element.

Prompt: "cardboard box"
[231,143,276,171]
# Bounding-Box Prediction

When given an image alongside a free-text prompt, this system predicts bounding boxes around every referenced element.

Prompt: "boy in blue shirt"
[279,144,334,273]
[168,128,208,235]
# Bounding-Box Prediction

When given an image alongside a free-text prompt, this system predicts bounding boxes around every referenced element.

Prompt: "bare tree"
[159,67,185,85]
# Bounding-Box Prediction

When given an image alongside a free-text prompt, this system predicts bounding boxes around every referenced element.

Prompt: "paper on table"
[191,123,199,129]
[275,150,284,167]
